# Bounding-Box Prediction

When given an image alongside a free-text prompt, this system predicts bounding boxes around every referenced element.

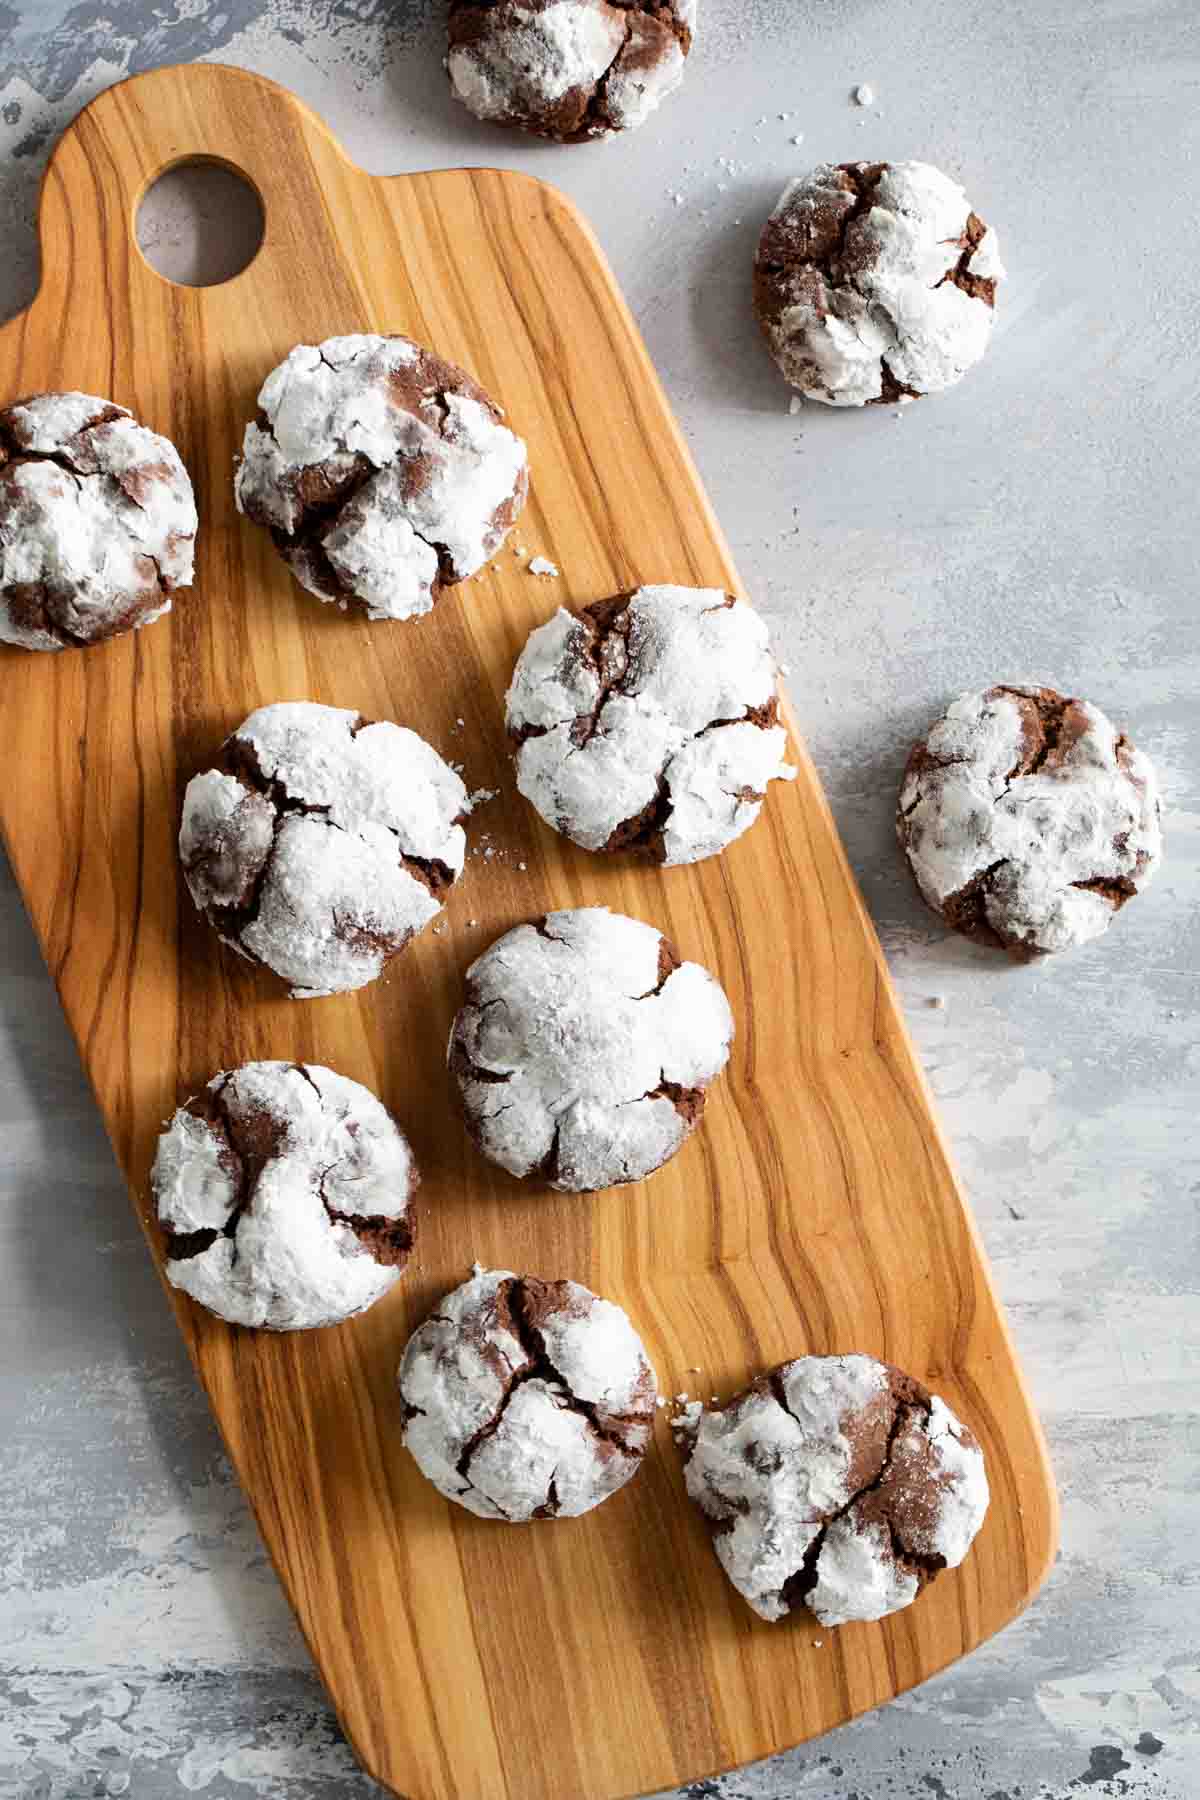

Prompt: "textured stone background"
[1,2,1198,1797]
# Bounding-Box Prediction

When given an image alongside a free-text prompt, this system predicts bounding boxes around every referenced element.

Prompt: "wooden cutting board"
[0,62,1057,1800]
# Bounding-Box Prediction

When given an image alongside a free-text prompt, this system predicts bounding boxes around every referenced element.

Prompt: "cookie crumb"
[791,132,805,145]
[529,556,560,577]
[853,82,875,106]
[467,786,499,810]
[518,860,527,871]
[928,994,947,1010]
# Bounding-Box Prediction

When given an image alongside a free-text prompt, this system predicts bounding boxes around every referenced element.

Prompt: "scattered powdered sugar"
[154,1062,415,1331]
[450,906,733,1192]
[528,555,559,577]
[0,392,196,650]
[678,1356,989,1626]
[898,686,1163,954]
[507,586,796,866]
[398,1267,656,1520]
[180,702,468,997]
[235,335,527,622]
[760,161,1005,407]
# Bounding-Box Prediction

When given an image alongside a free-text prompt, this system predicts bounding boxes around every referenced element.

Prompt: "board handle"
[37,62,352,300]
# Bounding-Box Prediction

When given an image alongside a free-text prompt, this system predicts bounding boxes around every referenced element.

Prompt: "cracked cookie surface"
[235,334,528,621]
[449,906,733,1191]
[0,391,196,649]
[180,701,469,997]
[398,1266,657,1519]
[506,585,796,865]
[447,0,694,142]
[754,161,1005,407]
[153,1060,417,1331]
[675,1354,989,1625]
[898,684,1162,957]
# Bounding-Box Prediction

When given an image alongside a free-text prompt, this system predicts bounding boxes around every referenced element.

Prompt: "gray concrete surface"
[1,1,1198,1797]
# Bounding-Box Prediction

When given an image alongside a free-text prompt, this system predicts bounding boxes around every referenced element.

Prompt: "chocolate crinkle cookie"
[898,685,1162,957]
[755,161,1005,407]
[398,1266,657,1519]
[675,1355,989,1626]
[180,701,468,997]
[235,334,528,622]
[153,1061,417,1331]
[0,391,196,650]
[446,0,694,142]
[506,585,796,865]
[449,906,733,1192]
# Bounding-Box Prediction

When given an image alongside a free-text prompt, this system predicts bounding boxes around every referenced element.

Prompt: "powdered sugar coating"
[153,1061,417,1331]
[756,161,1005,407]
[450,907,733,1192]
[0,391,196,650]
[898,685,1163,955]
[507,587,795,866]
[677,1355,988,1626]
[447,1,692,143]
[235,334,527,621]
[398,1267,657,1520]
[180,701,468,997]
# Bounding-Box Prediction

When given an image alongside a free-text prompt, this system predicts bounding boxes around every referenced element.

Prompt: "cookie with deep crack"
[180,701,468,997]
[674,1355,989,1625]
[398,1266,657,1519]
[449,907,733,1191]
[235,334,528,621]
[153,1061,417,1331]
[506,586,796,865]
[898,685,1162,957]
[447,0,694,142]
[0,391,196,650]
[754,161,1004,407]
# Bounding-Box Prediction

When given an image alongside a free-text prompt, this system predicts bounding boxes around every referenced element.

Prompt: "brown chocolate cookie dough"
[675,1355,989,1625]
[235,334,527,622]
[398,1266,657,1519]
[447,0,695,142]
[898,685,1163,957]
[0,391,196,650]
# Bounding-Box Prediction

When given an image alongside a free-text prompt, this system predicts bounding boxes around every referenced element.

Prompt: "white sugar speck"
[791,133,805,145]
[853,82,875,106]
[789,396,805,415]
[929,995,947,1010]
[529,556,559,577]
[468,787,499,810]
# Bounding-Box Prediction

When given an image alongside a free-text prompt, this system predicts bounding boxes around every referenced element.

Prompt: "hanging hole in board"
[136,158,265,287]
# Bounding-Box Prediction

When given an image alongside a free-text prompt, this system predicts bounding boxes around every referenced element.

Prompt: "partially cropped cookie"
[507,587,796,865]
[676,1356,989,1626]
[0,391,196,649]
[153,1061,417,1330]
[235,334,528,621]
[447,1,694,142]
[450,907,733,1191]
[398,1266,656,1519]
[180,701,468,997]
[898,685,1162,957]
[755,161,1004,407]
